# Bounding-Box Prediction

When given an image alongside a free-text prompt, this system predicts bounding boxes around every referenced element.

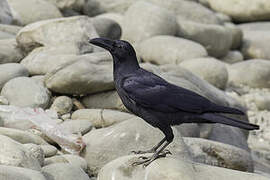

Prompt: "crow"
[89,37,259,167]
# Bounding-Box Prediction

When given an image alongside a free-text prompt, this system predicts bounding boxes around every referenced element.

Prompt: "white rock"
[0,39,24,64]
[1,77,51,108]
[0,63,29,89]
[50,96,73,115]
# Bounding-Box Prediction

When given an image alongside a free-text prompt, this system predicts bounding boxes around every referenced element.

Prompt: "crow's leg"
[131,137,166,154]
[132,141,171,167]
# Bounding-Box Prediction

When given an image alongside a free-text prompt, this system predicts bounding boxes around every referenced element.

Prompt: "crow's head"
[89,38,137,61]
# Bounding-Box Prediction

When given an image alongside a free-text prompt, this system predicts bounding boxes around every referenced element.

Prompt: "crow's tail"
[201,113,259,130]
[209,104,245,115]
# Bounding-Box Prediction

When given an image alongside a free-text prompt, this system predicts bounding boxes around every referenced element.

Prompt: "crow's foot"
[132,149,171,167]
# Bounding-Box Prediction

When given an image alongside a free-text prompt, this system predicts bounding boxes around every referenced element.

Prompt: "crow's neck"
[113,56,140,79]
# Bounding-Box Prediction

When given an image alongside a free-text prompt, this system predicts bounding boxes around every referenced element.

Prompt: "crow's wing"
[122,70,213,113]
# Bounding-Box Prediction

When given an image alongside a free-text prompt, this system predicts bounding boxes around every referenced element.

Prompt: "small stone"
[50,96,73,115]
[57,119,93,135]
[221,51,244,64]
[40,144,58,158]
[24,143,45,166]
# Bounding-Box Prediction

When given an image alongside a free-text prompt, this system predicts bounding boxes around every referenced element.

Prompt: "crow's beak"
[89,38,114,51]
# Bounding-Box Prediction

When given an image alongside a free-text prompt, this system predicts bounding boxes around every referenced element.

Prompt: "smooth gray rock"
[148,0,221,24]
[221,51,244,64]
[184,137,253,172]
[20,46,93,75]
[205,0,270,22]
[179,58,228,89]
[0,39,24,64]
[0,96,8,105]
[45,0,84,11]
[228,60,270,88]
[92,17,121,40]
[58,119,93,135]
[50,96,73,115]
[45,53,114,95]
[0,165,46,180]
[42,163,90,180]
[176,20,232,57]
[71,109,135,128]
[0,127,47,145]
[137,36,207,65]
[122,1,177,43]
[83,0,133,16]
[0,31,14,39]
[44,155,87,172]
[0,63,29,90]
[0,134,41,170]
[207,124,249,151]
[82,90,126,111]
[0,0,13,24]
[1,77,51,108]
[95,13,124,30]
[40,144,57,157]
[81,118,191,175]
[0,24,22,35]
[98,155,268,180]
[16,16,99,53]
[241,30,270,60]
[224,22,243,50]
[6,0,62,25]
[238,22,270,31]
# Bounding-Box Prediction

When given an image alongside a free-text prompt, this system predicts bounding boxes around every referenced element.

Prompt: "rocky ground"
[1,0,270,179]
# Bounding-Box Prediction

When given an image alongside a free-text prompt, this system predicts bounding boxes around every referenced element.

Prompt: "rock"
[6,0,62,26]
[45,0,84,11]
[31,75,46,87]
[0,96,8,105]
[137,36,207,65]
[45,53,114,95]
[228,60,270,88]
[242,91,270,111]
[71,109,135,128]
[23,143,45,166]
[50,96,73,115]
[0,165,46,180]
[148,0,221,24]
[0,31,14,39]
[40,144,57,157]
[215,12,232,23]
[184,137,253,172]
[0,24,22,35]
[221,51,244,64]
[0,134,41,170]
[1,77,51,108]
[240,30,270,60]
[175,124,200,137]
[44,155,87,172]
[98,155,268,180]
[95,13,124,29]
[0,39,24,64]
[58,119,93,135]
[0,63,29,90]
[0,0,13,24]
[0,127,47,145]
[205,0,270,22]
[176,20,232,57]
[224,22,243,50]
[83,0,133,16]
[179,57,228,89]
[20,46,93,75]
[16,16,99,53]
[42,163,90,180]
[238,22,270,31]
[81,118,191,175]
[92,17,122,40]
[122,1,177,43]
[82,91,126,111]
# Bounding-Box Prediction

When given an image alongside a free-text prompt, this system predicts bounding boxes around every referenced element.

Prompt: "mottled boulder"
[16,16,99,53]
[0,39,23,64]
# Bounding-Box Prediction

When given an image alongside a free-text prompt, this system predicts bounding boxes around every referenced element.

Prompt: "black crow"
[89,37,259,167]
